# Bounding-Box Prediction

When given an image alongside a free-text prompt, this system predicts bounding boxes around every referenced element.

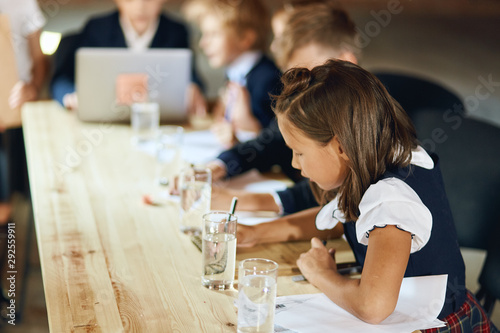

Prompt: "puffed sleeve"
[356,178,432,253]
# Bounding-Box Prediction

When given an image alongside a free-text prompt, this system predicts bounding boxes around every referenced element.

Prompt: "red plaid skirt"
[422,291,498,333]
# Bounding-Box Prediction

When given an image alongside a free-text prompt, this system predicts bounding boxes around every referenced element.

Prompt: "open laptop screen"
[76,48,192,123]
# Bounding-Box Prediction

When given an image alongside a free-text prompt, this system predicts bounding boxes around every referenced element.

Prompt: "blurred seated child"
[50,0,205,114]
[208,3,360,221]
[183,0,281,148]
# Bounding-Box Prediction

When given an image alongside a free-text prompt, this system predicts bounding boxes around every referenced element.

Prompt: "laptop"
[76,48,192,123]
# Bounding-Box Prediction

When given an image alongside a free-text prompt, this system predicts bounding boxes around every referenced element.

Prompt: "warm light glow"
[40,31,61,55]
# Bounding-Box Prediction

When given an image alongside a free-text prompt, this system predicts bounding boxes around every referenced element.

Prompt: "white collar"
[119,15,159,51]
[410,145,434,169]
[315,146,434,230]
[226,51,262,85]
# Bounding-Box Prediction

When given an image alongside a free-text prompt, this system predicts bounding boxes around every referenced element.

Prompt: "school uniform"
[224,51,281,137]
[315,147,497,331]
[50,10,202,105]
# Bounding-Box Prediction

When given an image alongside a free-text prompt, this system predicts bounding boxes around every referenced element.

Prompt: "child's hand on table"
[236,224,259,248]
[297,237,338,286]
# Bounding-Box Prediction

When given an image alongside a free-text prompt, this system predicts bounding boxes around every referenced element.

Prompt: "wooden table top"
[22,101,356,332]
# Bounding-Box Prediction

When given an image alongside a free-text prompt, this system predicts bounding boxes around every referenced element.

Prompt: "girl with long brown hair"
[274,59,497,331]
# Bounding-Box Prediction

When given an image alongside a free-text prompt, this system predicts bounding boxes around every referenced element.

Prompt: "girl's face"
[278,116,350,190]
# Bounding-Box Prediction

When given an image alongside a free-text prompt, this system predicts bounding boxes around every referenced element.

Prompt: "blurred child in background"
[206,3,360,226]
[50,0,205,114]
[183,0,281,148]
[0,0,47,319]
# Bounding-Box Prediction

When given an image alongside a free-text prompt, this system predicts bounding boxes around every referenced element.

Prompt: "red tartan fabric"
[422,291,498,333]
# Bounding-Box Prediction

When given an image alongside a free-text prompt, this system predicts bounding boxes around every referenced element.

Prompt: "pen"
[291,262,362,282]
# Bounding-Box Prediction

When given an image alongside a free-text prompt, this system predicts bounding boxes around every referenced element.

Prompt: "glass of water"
[130,102,160,144]
[201,211,237,290]
[237,258,279,333]
[179,167,212,234]
[156,125,184,186]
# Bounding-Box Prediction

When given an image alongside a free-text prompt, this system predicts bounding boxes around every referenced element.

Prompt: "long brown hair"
[274,60,418,221]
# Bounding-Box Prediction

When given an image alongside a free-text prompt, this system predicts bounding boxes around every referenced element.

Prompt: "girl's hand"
[236,224,259,248]
[297,237,337,285]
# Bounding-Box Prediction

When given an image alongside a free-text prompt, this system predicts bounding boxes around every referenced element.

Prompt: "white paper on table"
[225,169,288,193]
[130,130,223,164]
[274,275,448,333]
[223,170,288,225]
[181,130,225,165]
[236,211,280,226]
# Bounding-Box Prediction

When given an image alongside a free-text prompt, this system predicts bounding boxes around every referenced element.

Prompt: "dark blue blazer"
[245,55,281,128]
[50,11,203,105]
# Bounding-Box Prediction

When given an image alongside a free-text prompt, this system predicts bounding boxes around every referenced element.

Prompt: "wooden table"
[22,101,356,332]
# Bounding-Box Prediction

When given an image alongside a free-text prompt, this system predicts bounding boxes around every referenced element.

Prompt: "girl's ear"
[332,136,350,162]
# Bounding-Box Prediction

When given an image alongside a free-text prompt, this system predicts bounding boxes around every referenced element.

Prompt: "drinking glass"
[179,167,211,234]
[201,211,237,290]
[237,258,279,333]
[156,125,184,186]
[131,102,159,144]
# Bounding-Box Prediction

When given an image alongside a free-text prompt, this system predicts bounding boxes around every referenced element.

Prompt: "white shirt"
[225,51,263,142]
[0,0,46,82]
[226,51,262,86]
[119,15,159,51]
[316,146,435,253]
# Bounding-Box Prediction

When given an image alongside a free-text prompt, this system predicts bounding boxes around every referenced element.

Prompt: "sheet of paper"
[224,169,288,192]
[274,275,447,333]
[236,211,279,226]
[131,129,224,163]
[181,130,225,165]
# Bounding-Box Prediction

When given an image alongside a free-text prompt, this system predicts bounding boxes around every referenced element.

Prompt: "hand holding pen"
[294,237,360,283]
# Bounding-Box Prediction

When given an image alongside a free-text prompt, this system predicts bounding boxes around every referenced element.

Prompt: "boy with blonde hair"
[184,0,281,147]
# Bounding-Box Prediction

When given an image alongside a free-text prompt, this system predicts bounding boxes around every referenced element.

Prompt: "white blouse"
[119,15,159,51]
[316,146,435,253]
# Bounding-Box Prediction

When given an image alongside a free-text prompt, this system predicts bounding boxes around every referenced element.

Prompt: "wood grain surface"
[21,101,357,332]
